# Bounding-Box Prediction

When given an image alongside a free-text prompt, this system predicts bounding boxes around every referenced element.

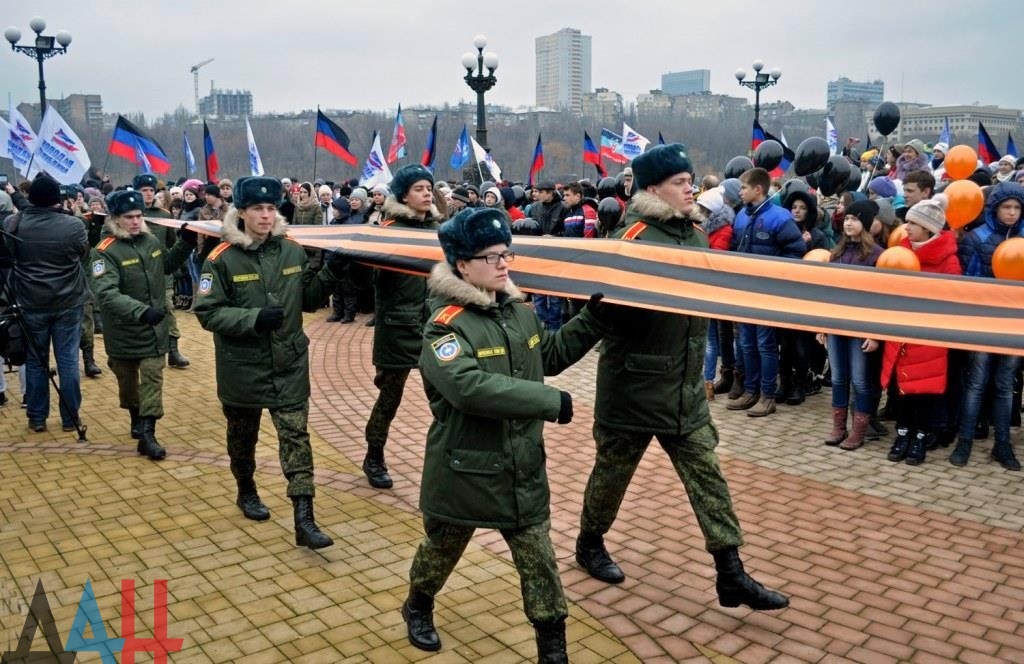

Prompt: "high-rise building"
[661,69,710,96]
[580,88,623,127]
[199,88,253,119]
[16,93,103,129]
[535,28,591,114]
[826,77,884,113]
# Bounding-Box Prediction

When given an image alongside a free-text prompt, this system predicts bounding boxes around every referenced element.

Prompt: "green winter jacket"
[595,191,711,435]
[193,209,337,408]
[419,262,605,529]
[90,219,191,359]
[372,198,442,369]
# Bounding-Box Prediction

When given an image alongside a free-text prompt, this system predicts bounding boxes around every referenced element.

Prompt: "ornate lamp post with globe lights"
[461,34,499,152]
[734,59,781,124]
[5,16,72,117]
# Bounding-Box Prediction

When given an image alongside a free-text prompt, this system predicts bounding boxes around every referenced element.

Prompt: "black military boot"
[136,416,166,461]
[83,349,102,377]
[949,438,973,467]
[236,478,270,521]
[292,496,333,549]
[712,368,733,395]
[341,296,358,324]
[129,407,142,440]
[362,446,393,489]
[534,618,568,664]
[713,547,789,610]
[167,337,190,369]
[401,589,441,652]
[326,294,345,322]
[575,533,625,584]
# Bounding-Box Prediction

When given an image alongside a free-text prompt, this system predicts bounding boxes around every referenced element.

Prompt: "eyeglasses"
[468,251,515,265]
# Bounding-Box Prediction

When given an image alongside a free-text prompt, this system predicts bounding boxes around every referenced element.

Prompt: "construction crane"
[191,58,214,117]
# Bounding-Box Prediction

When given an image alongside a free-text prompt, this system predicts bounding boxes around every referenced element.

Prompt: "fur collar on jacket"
[627,191,693,224]
[382,197,441,224]
[427,261,524,308]
[104,216,152,240]
[220,207,288,249]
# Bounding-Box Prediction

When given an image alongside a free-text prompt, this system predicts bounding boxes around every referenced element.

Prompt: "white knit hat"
[905,195,947,235]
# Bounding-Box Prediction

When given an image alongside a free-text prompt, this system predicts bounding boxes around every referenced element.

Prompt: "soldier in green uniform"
[194,176,342,550]
[133,174,190,369]
[401,207,610,663]
[90,191,193,459]
[80,197,108,378]
[574,144,789,611]
[363,164,443,489]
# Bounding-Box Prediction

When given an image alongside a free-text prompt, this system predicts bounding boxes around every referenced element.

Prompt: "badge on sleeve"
[91,259,105,277]
[198,273,214,296]
[431,333,461,362]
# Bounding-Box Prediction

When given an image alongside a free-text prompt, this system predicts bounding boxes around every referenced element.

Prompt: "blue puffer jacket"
[958,182,1024,278]
[730,199,806,258]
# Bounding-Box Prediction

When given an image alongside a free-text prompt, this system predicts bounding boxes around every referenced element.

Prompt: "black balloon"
[779,178,810,204]
[846,165,863,194]
[793,136,831,176]
[597,197,623,234]
[753,140,784,171]
[873,101,901,137]
[723,155,754,179]
[804,171,820,189]
[819,155,853,196]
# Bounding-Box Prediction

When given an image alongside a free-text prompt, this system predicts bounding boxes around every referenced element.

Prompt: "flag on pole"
[583,131,607,177]
[314,110,358,166]
[203,121,219,183]
[528,134,544,186]
[751,119,767,150]
[0,114,34,177]
[386,104,407,164]
[26,106,91,185]
[1006,131,1018,159]
[133,140,152,174]
[621,122,649,160]
[471,137,501,182]
[599,129,629,164]
[183,132,196,176]
[938,116,951,147]
[245,116,264,176]
[978,122,1001,164]
[359,132,393,188]
[657,131,666,145]
[108,115,172,174]
[449,124,470,170]
[826,117,838,156]
[420,114,438,172]
[6,103,37,176]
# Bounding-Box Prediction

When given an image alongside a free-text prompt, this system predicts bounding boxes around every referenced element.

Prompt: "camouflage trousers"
[164,287,179,339]
[107,356,165,418]
[581,421,743,552]
[79,298,95,353]
[223,402,315,497]
[364,368,412,450]
[409,517,567,625]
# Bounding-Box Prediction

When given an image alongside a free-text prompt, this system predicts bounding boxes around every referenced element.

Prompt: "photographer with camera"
[1,174,90,433]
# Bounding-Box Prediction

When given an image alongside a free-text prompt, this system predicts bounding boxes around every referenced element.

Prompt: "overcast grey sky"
[4,0,1023,120]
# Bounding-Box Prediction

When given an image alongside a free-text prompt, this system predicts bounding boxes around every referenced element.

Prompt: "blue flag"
[183,132,196,176]
[939,116,951,147]
[1007,131,1018,159]
[449,125,470,170]
[133,139,152,174]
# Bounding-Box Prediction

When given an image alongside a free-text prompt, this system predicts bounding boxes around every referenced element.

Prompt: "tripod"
[0,227,88,442]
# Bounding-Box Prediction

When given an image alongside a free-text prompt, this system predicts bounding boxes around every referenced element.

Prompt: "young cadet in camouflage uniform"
[401,207,611,663]
[90,191,193,459]
[574,144,789,611]
[363,164,443,489]
[133,174,190,369]
[194,177,344,550]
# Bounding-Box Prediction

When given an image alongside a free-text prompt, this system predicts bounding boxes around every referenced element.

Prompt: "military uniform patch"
[431,333,461,362]
[91,259,105,276]
[198,273,214,296]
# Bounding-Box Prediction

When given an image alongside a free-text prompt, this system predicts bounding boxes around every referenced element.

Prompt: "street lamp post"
[5,16,72,117]
[461,34,498,152]
[734,60,781,124]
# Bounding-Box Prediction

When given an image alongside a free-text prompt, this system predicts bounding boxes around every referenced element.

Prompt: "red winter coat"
[707,225,733,251]
[881,231,961,395]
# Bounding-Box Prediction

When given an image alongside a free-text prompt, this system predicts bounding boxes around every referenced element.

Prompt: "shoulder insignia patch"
[431,333,461,362]
[96,237,116,251]
[198,273,214,296]
[208,242,232,262]
[527,333,541,349]
[380,219,396,227]
[91,259,106,277]
[151,249,163,258]
[433,305,464,326]
[622,221,648,241]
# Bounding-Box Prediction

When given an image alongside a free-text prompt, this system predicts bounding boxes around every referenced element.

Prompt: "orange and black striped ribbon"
[150,218,1024,356]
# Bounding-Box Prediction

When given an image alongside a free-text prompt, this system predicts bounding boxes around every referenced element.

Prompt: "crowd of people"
[2,137,1023,662]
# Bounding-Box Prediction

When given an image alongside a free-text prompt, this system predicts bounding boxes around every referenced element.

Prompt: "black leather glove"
[178,223,198,248]
[139,307,166,326]
[254,306,285,332]
[586,292,620,326]
[557,391,573,425]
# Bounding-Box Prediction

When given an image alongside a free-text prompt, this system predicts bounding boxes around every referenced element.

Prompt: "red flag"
[978,121,1001,165]
[583,131,607,177]
[528,134,544,186]
[315,110,358,166]
[203,121,219,183]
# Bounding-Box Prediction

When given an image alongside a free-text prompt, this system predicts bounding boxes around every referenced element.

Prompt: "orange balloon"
[992,237,1024,281]
[944,145,978,181]
[803,248,832,262]
[944,180,985,229]
[887,223,908,248]
[876,246,921,271]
